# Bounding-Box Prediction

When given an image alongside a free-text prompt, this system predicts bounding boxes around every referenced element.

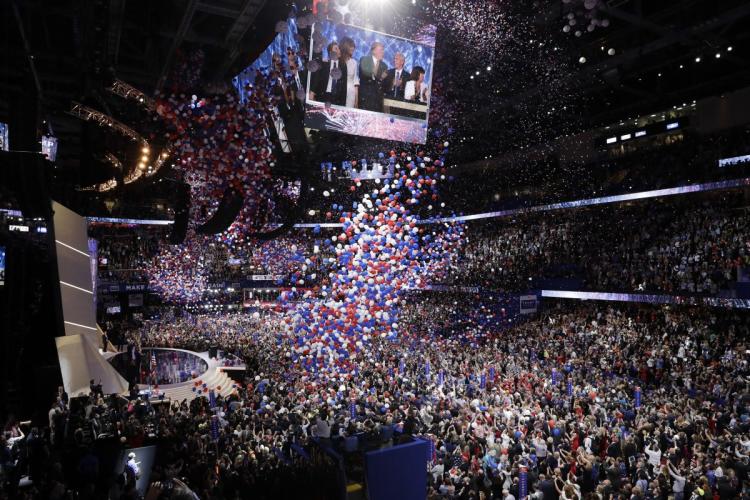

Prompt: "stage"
[104,347,245,402]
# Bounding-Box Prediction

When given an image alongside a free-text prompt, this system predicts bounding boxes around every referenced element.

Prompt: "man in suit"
[382,52,410,100]
[284,57,307,116]
[279,56,308,147]
[309,42,346,106]
[358,41,388,112]
[287,48,307,104]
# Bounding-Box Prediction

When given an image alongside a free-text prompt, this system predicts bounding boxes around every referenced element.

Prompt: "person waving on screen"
[358,41,388,112]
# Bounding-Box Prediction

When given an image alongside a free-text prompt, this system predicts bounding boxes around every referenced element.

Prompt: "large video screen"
[304,22,435,144]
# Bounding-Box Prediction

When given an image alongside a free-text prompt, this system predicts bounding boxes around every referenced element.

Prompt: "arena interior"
[1,0,750,499]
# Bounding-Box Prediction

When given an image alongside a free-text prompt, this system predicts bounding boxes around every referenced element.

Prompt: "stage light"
[486,66,492,71]
[715,52,721,59]
[579,56,586,64]
[141,146,150,153]
[727,46,733,52]
[695,56,701,62]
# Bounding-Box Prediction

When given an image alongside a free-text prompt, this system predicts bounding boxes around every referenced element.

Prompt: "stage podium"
[365,438,430,500]
[383,98,428,120]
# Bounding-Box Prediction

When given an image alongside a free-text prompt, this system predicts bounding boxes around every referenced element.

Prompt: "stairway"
[153,367,238,403]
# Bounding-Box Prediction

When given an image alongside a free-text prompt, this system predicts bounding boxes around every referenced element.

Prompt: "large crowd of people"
[3,299,749,499]
[47,68,750,500]
[92,225,170,283]
[444,192,750,296]
[92,225,337,289]
[92,188,750,302]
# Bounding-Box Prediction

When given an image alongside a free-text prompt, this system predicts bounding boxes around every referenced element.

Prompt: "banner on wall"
[416,285,479,293]
[251,274,283,281]
[520,294,538,315]
[0,122,8,151]
[541,289,750,309]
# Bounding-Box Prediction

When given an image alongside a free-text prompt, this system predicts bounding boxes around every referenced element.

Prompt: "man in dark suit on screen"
[286,57,307,116]
[309,42,347,106]
[358,41,388,112]
[382,52,410,100]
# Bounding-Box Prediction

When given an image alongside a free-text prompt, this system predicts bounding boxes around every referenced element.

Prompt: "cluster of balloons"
[561,0,610,37]
[146,49,296,302]
[154,75,277,234]
[147,232,210,303]
[165,50,205,94]
[278,145,466,378]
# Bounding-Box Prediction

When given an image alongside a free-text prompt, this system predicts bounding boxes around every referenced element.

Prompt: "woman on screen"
[339,37,359,108]
[404,66,429,103]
